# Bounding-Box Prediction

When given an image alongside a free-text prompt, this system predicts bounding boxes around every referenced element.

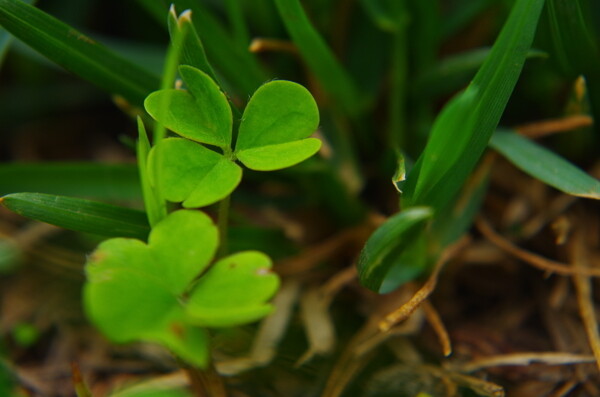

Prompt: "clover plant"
[84,66,321,367]
[145,65,321,208]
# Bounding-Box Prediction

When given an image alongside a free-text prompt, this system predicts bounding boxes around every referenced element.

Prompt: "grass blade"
[0,193,150,240]
[274,0,363,114]
[546,0,600,129]
[137,118,167,227]
[357,207,433,292]
[167,6,218,85]
[0,163,141,201]
[403,0,546,211]
[0,0,159,105]
[490,130,600,199]
[173,0,267,97]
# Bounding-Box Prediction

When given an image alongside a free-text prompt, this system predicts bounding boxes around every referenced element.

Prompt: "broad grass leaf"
[490,130,600,199]
[403,0,545,212]
[148,138,242,208]
[235,80,320,170]
[145,66,232,148]
[0,193,149,239]
[357,207,433,292]
[0,0,159,105]
[186,251,279,327]
[235,138,321,171]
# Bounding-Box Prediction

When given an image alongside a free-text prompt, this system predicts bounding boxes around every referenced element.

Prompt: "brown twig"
[379,236,471,332]
[570,231,600,373]
[515,115,593,138]
[422,301,452,357]
[477,217,600,277]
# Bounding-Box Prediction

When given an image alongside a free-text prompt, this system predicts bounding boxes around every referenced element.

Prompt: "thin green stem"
[217,194,231,258]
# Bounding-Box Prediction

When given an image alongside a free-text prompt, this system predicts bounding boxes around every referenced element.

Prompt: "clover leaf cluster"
[145,65,321,208]
[83,67,321,367]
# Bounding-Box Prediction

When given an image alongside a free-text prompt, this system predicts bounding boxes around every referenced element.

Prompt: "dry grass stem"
[422,301,452,357]
[248,38,298,54]
[477,217,600,277]
[570,231,600,372]
[455,352,596,373]
[515,115,593,138]
[379,236,471,332]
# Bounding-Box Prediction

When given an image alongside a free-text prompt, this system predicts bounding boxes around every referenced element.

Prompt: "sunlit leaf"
[145,66,232,148]
[148,138,242,208]
[186,251,279,327]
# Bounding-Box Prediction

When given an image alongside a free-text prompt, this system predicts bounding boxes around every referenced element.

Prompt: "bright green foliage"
[145,66,232,148]
[235,80,320,170]
[490,130,600,199]
[84,210,279,367]
[148,138,242,208]
[145,65,321,207]
[0,193,150,240]
[186,251,279,327]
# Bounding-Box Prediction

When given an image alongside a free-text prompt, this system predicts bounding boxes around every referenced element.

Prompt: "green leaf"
[0,193,149,239]
[403,0,546,211]
[490,130,600,199]
[186,251,279,327]
[235,139,322,171]
[84,210,218,366]
[235,80,321,170]
[85,238,178,342]
[0,0,159,105]
[145,66,232,148]
[148,138,242,208]
[357,207,433,292]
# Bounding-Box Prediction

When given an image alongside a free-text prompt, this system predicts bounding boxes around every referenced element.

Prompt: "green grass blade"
[0,163,141,201]
[273,0,363,114]
[167,6,218,84]
[403,0,546,211]
[0,193,150,239]
[0,0,160,105]
[414,48,547,98]
[172,0,267,97]
[490,130,600,199]
[357,207,433,292]
[546,0,600,128]
[137,118,167,227]
[0,0,34,66]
